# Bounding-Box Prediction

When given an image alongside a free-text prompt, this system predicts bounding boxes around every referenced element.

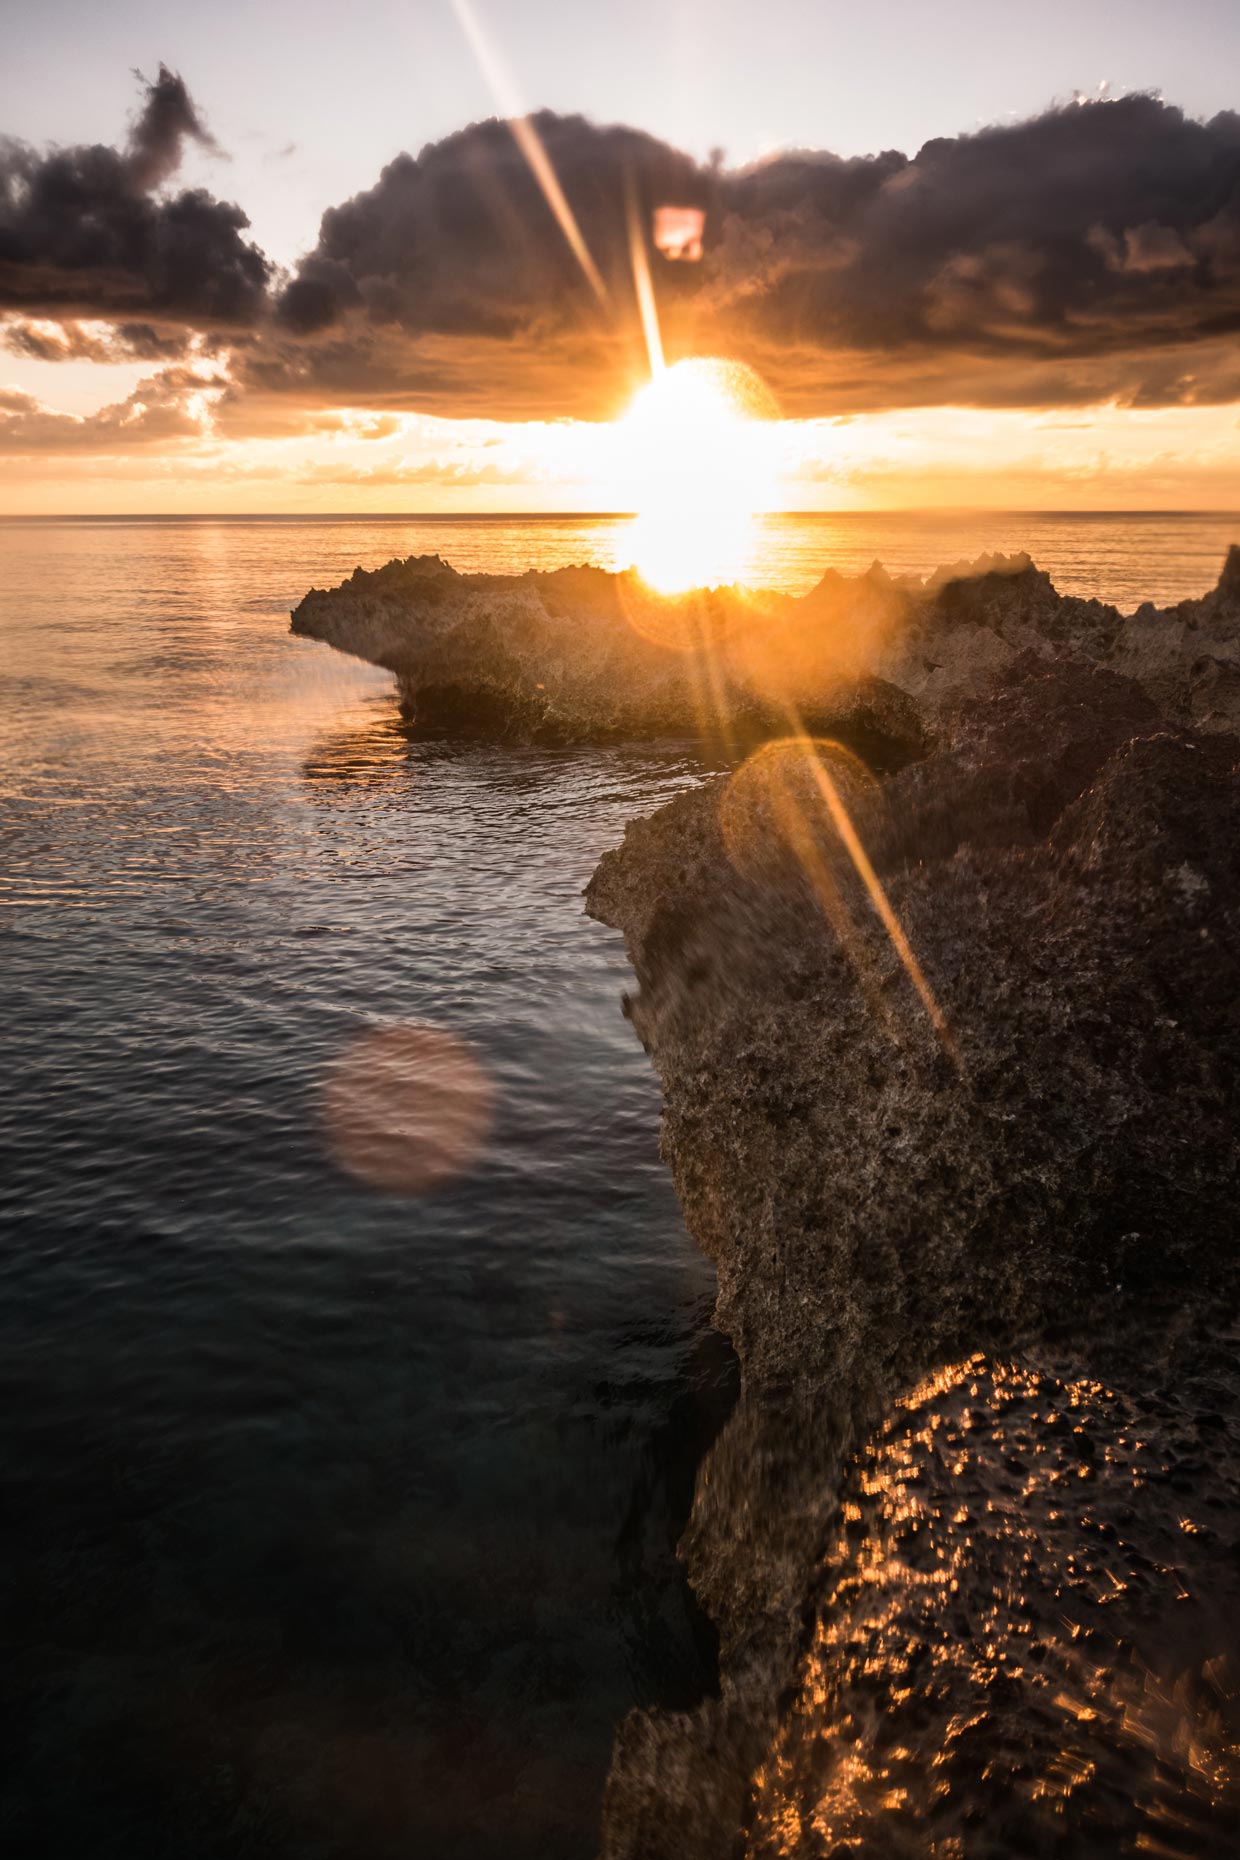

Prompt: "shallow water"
[0,511,1235,1858]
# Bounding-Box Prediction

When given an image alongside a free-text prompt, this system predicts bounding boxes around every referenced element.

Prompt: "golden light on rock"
[746,1356,1240,1854]
[613,576,740,658]
[322,1023,494,1196]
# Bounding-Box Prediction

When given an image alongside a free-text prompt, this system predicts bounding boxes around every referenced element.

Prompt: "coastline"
[294,545,1240,1852]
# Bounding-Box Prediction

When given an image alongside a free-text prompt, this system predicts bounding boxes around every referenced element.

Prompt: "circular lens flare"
[721,736,878,884]
[322,1023,494,1197]
[616,358,779,595]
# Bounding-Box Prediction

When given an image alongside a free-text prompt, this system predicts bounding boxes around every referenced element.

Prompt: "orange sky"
[4,56,1240,517]
[1,359,1237,516]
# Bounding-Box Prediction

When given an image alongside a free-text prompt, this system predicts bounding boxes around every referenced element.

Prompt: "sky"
[1,0,1239,513]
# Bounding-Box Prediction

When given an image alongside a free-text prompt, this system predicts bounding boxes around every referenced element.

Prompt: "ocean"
[1,509,1236,1859]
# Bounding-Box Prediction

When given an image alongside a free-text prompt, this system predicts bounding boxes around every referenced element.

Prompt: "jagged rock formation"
[295,544,1240,1853]
[291,546,1240,748]
[585,658,1240,1855]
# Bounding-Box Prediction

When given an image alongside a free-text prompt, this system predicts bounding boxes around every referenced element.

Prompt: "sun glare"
[616,358,779,593]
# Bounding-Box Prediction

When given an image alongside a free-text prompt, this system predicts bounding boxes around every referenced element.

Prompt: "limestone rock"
[586,660,1240,1855]
[292,548,1240,748]
[293,543,1240,1851]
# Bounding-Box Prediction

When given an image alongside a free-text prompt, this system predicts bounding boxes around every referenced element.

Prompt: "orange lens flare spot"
[721,733,959,1063]
[614,578,743,655]
[653,204,705,262]
[322,1023,495,1196]
[721,735,877,884]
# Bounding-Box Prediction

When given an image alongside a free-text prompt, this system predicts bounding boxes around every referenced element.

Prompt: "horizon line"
[2,507,1238,523]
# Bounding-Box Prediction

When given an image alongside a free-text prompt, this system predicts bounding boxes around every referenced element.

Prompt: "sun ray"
[786,713,961,1068]
[721,723,960,1066]
[721,737,903,1042]
[625,176,665,378]
[451,0,609,305]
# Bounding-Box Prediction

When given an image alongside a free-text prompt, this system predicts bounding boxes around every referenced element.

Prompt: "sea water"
[1,510,1235,1858]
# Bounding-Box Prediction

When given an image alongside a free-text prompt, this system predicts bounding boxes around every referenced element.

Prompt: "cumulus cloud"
[256,93,1240,418]
[4,79,1240,433]
[0,65,269,327]
[0,366,224,452]
[274,113,702,338]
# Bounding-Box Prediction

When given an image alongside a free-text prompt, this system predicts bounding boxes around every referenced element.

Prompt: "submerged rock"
[586,658,1240,1855]
[291,546,1240,749]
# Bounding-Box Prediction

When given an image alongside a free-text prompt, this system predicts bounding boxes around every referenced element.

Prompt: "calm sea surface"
[1,511,1236,1860]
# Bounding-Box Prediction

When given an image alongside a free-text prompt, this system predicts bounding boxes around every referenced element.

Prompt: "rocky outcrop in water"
[291,546,1240,749]
[296,543,1240,1852]
[585,655,1240,1854]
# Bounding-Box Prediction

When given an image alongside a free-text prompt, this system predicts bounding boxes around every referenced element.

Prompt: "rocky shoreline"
[291,546,1240,750]
[293,548,1240,1853]
[588,651,1240,1855]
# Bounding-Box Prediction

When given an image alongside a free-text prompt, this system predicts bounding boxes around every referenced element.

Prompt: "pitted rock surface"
[586,660,1240,1856]
[294,546,1240,1854]
[291,547,1240,747]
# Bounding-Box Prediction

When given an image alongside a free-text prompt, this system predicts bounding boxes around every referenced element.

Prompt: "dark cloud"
[260,94,1240,418]
[5,81,1240,427]
[124,63,221,192]
[115,320,199,361]
[3,317,193,363]
[275,114,702,339]
[710,98,1240,378]
[0,65,269,327]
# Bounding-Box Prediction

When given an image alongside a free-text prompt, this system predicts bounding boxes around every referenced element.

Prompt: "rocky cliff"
[291,546,1240,748]
[294,546,1240,1853]
[586,653,1240,1855]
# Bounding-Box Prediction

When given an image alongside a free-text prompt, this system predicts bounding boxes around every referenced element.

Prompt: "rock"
[291,548,1240,749]
[291,556,786,744]
[1111,549,1240,731]
[586,659,1240,1855]
[294,543,1240,1848]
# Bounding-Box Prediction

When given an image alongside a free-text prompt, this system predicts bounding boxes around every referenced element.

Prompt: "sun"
[614,357,779,594]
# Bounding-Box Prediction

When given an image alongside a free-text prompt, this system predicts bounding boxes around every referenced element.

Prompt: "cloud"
[0,65,269,327]
[4,81,1240,428]
[124,63,222,192]
[257,94,1240,418]
[2,317,194,363]
[0,366,223,451]
[289,456,528,487]
[274,114,702,340]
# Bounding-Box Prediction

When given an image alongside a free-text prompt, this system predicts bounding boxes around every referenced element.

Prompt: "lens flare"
[616,357,779,594]
[653,205,705,262]
[322,1023,494,1196]
[800,744,958,1064]
[721,734,959,1064]
[452,0,608,305]
[626,179,665,378]
[721,735,877,885]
